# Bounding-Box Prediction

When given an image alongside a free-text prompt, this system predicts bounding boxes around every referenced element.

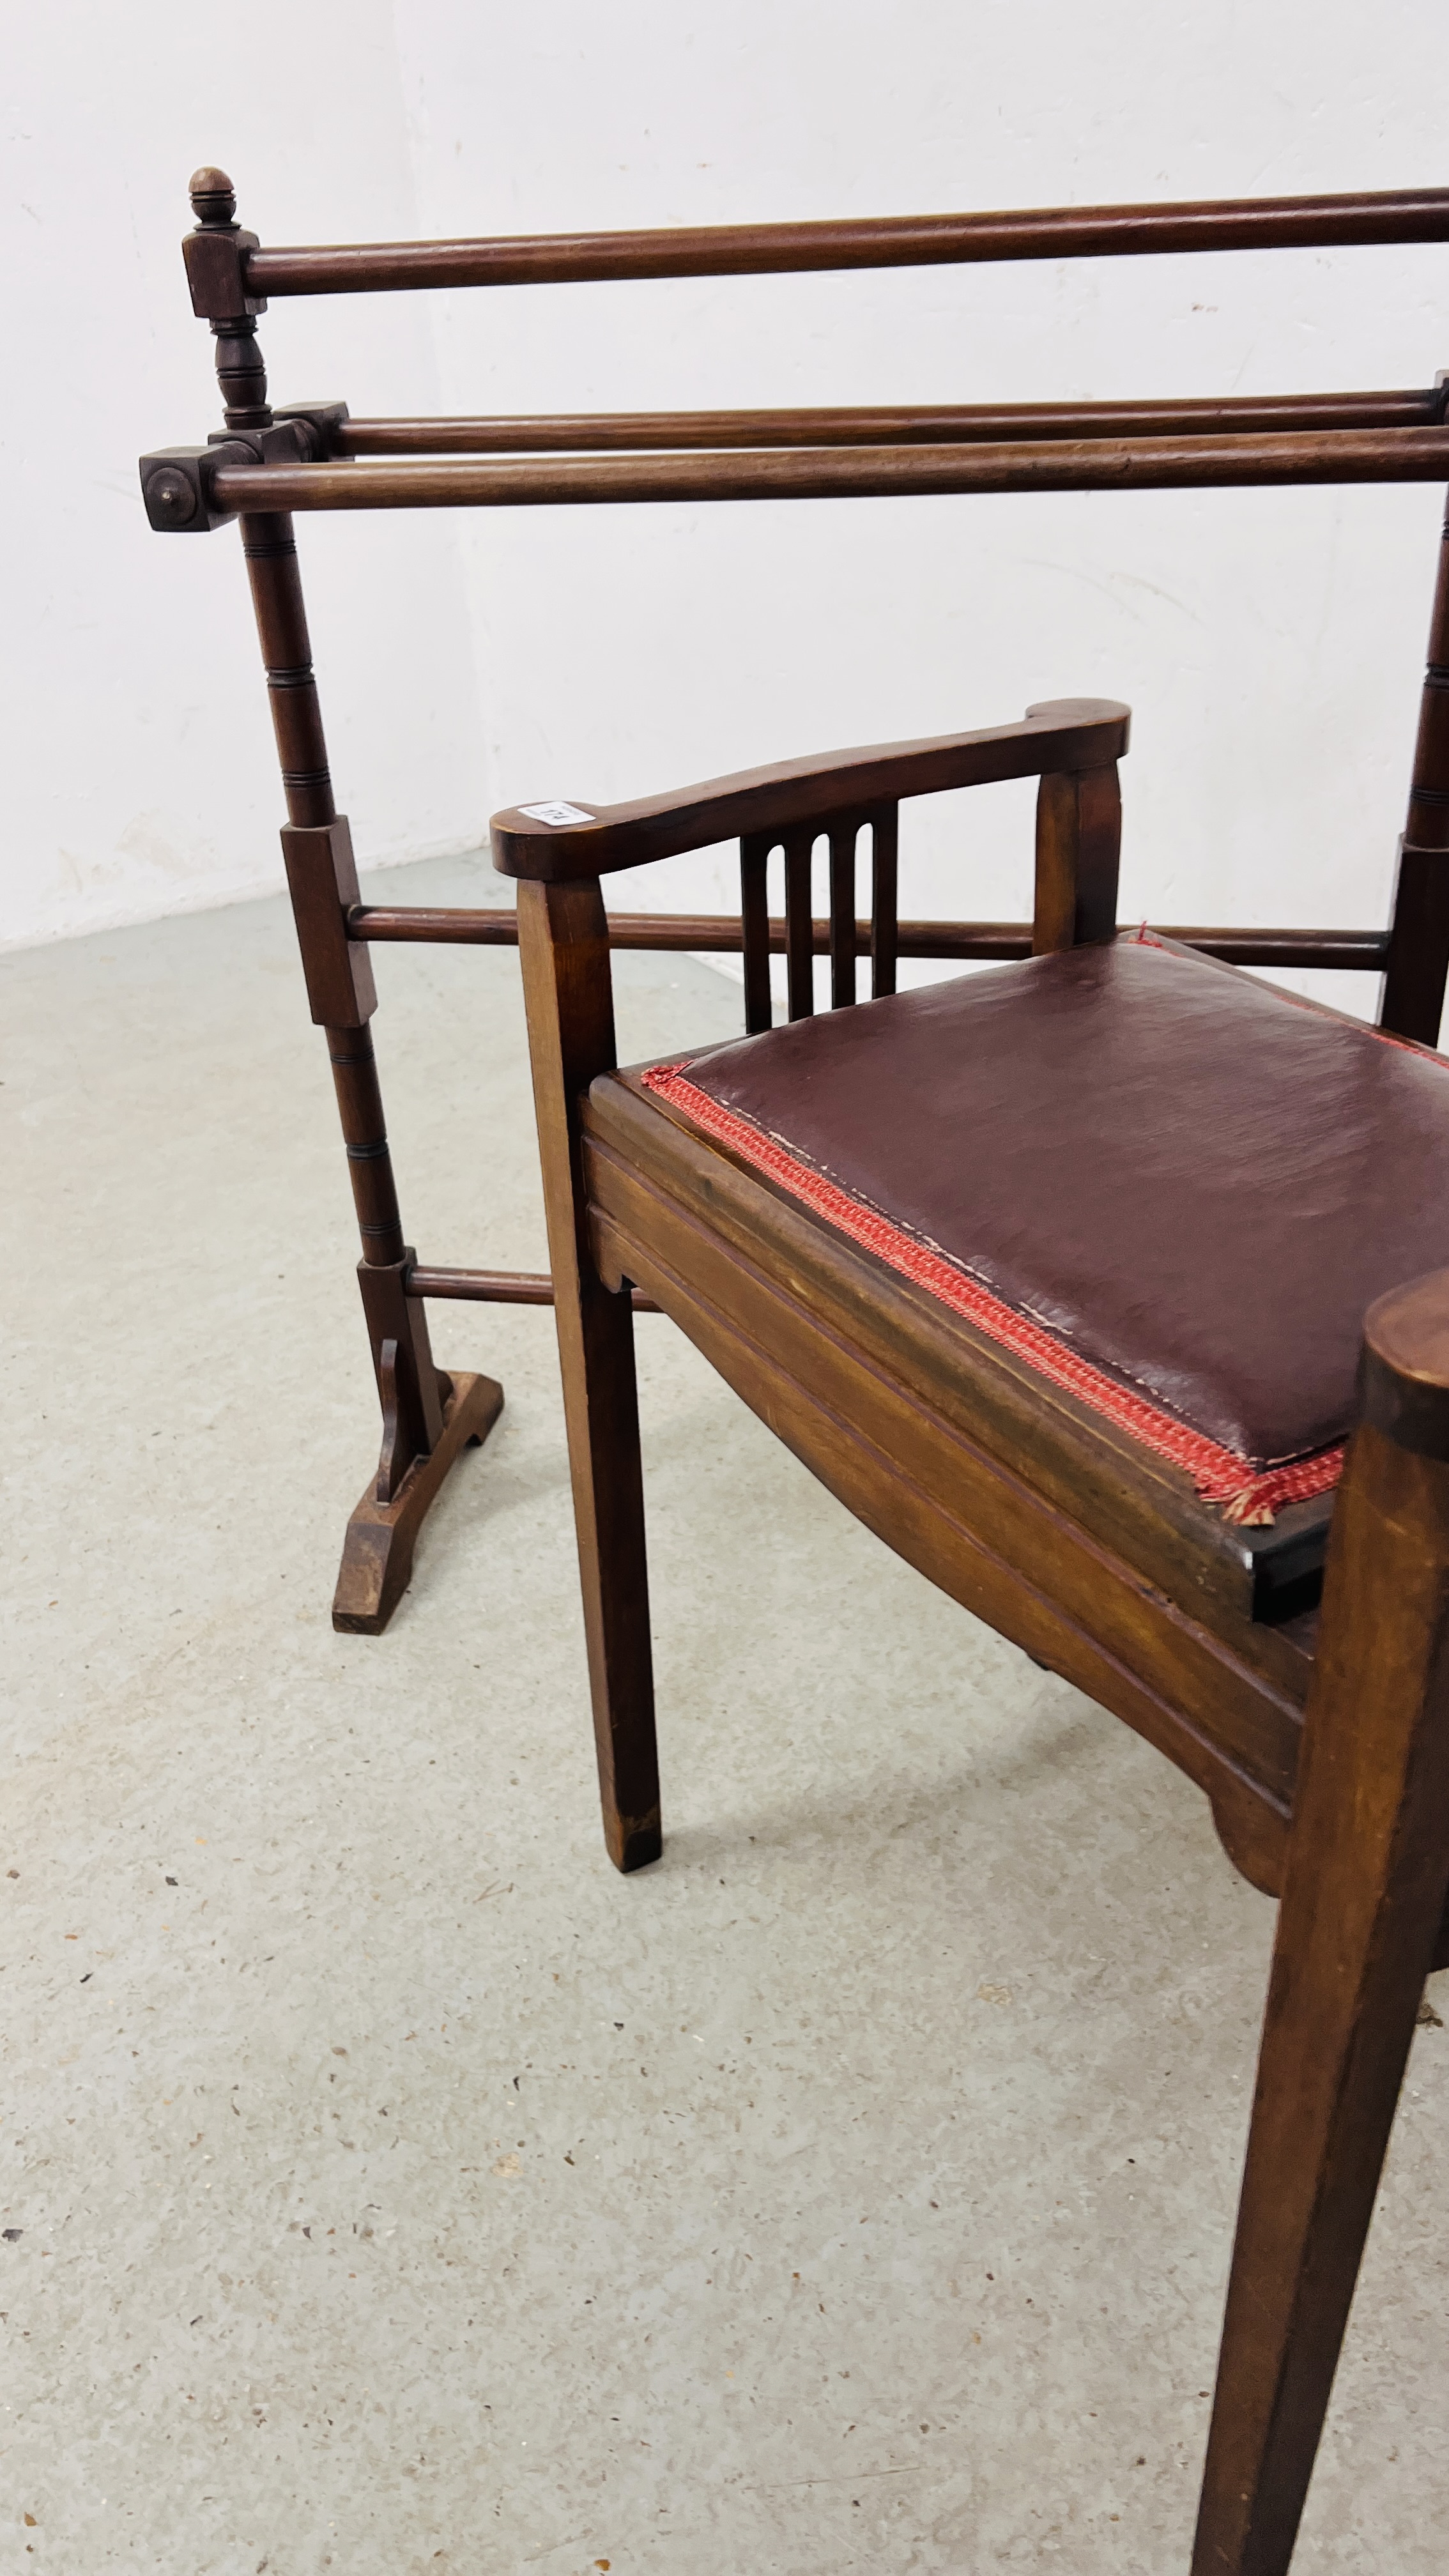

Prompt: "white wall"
[3,4,484,949]
[6,3,1448,1002]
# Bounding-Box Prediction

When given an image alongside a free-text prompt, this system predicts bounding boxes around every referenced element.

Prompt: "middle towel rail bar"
[330,388,1446,457]
[210,425,1449,515]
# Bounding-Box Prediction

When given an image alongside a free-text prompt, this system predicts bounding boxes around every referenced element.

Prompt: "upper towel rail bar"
[244,187,1449,298]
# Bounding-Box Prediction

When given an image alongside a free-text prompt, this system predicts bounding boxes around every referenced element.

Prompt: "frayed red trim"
[641,1061,1344,1526]
[1201,1448,1346,1527]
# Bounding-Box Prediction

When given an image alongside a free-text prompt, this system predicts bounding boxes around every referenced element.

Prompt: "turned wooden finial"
[189,167,238,228]
[179,164,271,430]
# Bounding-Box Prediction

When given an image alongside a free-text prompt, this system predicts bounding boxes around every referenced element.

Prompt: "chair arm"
[491,697,1130,884]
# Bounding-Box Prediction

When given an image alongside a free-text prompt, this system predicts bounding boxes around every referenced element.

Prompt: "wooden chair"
[502,744,1449,2576]
[143,171,1449,2568]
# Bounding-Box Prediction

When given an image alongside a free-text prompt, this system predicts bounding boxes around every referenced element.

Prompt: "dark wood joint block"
[182,224,265,321]
[138,442,253,534]
[273,401,352,460]
[356,1253,446,1456]
[208,422,316,468]
[281,816,378,1026]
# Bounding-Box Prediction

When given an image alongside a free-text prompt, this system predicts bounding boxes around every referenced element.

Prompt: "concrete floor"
[4,854,1447,2576]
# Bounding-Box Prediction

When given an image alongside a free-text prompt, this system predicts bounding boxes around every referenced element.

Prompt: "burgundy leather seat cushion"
[640,937,1449,1491]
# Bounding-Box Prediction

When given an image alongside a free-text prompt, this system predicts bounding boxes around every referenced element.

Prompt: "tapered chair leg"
[1192,1275,1449,2575]
[517,877,661,1871]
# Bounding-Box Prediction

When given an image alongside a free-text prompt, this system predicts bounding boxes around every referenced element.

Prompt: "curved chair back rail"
[489,702,1127,881]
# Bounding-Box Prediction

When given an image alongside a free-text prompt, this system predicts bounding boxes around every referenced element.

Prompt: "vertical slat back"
[870,803,900,998]
[739,832,774,1034]
[737,798,900,1034]
[784,828,816,1019]
[829,823,859,1006]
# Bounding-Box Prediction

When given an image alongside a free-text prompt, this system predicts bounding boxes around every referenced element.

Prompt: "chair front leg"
[1192,1272,1449,2575]
[516,878,661,1873]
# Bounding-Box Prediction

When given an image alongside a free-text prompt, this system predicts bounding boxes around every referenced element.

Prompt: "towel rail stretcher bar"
[348,907,1390,971]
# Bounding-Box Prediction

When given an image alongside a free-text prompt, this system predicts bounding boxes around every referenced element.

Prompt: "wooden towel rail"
[140,166,1449,1634]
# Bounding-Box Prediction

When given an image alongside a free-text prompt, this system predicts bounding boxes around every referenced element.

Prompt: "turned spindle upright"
[181,167,502,1633]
